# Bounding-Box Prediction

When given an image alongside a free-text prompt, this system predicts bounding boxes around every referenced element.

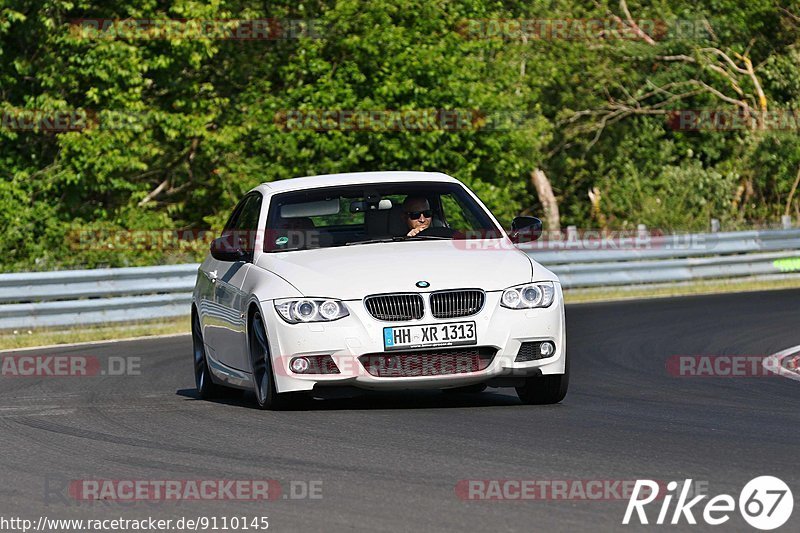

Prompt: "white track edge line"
[0,332,190,354]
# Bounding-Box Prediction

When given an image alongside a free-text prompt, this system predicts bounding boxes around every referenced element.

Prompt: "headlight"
[274,298,349,323]
[501,282,555,309]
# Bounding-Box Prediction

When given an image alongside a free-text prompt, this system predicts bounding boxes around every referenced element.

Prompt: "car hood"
[255,240,557,300]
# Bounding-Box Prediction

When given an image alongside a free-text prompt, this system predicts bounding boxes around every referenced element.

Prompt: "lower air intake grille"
[359,347,496,377]
[515,341,550,362]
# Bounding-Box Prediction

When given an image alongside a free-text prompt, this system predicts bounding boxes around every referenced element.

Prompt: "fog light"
[290,357,310,373]
[540,342,555,357]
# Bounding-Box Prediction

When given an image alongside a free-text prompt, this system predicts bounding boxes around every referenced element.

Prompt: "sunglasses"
[406,210,432,220]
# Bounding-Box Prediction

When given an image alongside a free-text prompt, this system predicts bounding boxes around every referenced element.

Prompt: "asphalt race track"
[1,289,798,532]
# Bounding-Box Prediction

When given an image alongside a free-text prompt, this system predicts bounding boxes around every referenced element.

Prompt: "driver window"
[224,194,262,233]
[222,193,262,256]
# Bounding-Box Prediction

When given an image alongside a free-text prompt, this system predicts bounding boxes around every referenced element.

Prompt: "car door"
[202,193,262,371]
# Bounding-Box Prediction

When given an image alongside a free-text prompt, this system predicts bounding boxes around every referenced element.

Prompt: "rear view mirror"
[351,199,392,212]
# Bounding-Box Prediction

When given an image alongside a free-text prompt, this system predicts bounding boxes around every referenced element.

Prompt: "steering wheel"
[417,226,457,238]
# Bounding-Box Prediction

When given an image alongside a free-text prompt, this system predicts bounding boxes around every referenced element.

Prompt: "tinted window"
[224,194,262,234]
[220,193,262,259]
[264,182,501,252]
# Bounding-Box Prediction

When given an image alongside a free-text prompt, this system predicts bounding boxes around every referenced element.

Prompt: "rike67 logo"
[623,476,793,530]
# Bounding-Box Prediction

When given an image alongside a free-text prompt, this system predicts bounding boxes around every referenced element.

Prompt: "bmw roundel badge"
[416,281,430,288]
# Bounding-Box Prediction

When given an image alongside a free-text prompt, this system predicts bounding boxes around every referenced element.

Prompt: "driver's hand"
[406,227,424,237]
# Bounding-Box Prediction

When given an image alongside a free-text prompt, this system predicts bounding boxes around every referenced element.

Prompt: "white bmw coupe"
[192,171,567,409]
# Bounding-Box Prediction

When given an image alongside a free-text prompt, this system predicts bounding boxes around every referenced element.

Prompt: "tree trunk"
[530,169,560,231]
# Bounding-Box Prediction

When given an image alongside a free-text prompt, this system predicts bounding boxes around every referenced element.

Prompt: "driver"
[402,196,432,237]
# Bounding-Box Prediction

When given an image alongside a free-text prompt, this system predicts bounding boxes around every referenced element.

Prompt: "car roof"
[253,171,461,195]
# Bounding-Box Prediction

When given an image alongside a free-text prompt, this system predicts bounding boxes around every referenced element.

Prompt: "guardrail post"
[635,224,651,249]
[781,215,793,229]
[710,219,720,233]
[566,225,578,242]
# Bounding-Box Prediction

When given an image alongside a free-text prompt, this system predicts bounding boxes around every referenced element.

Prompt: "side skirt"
[206,350,253,390]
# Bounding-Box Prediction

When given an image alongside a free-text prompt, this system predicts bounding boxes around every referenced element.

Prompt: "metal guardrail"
[0,265,196,330]
[0,229,798,330]
[524,228,800,264]
[526,228,800,287]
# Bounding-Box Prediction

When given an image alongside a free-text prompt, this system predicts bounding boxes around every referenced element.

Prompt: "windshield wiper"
[264,245,310,253]
[345,237,398,246]
[398,235,451,241]
[345,235,450,246]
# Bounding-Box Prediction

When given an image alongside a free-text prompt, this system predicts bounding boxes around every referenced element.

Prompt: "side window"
[224,194,262,233]
[235,194,263,233]
[221,193,262,258]
[223,199,246,234]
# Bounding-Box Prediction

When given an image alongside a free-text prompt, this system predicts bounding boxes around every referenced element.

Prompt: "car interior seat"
[364,208,392,237]
[387,205,410,236]
[278,216,315,230]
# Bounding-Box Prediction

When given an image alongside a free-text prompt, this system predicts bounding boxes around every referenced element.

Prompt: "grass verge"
[564,275,800,303]
[0,316,189,351]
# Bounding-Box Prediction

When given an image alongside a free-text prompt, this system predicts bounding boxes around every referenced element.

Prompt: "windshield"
[264,181,502,252]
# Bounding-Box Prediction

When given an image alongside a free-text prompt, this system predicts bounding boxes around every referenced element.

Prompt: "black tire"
[249,311,294,410]
[515,354,569,405]
[192,310,226,399]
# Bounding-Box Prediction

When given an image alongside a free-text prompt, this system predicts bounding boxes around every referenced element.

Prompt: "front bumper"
[263,285,566,393]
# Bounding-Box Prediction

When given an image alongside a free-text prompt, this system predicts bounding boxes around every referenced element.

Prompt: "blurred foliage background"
[1,0,799,271]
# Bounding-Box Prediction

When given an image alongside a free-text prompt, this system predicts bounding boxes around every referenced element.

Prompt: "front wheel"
[192,311,226,399]
[249,311,294,410]
[516,356,569,405]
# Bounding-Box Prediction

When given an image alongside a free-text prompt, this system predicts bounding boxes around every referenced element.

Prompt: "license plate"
[383,321,477,351]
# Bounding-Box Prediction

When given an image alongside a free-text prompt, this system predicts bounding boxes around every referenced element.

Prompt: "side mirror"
[210,234,249,262]
[510,216,543,243]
